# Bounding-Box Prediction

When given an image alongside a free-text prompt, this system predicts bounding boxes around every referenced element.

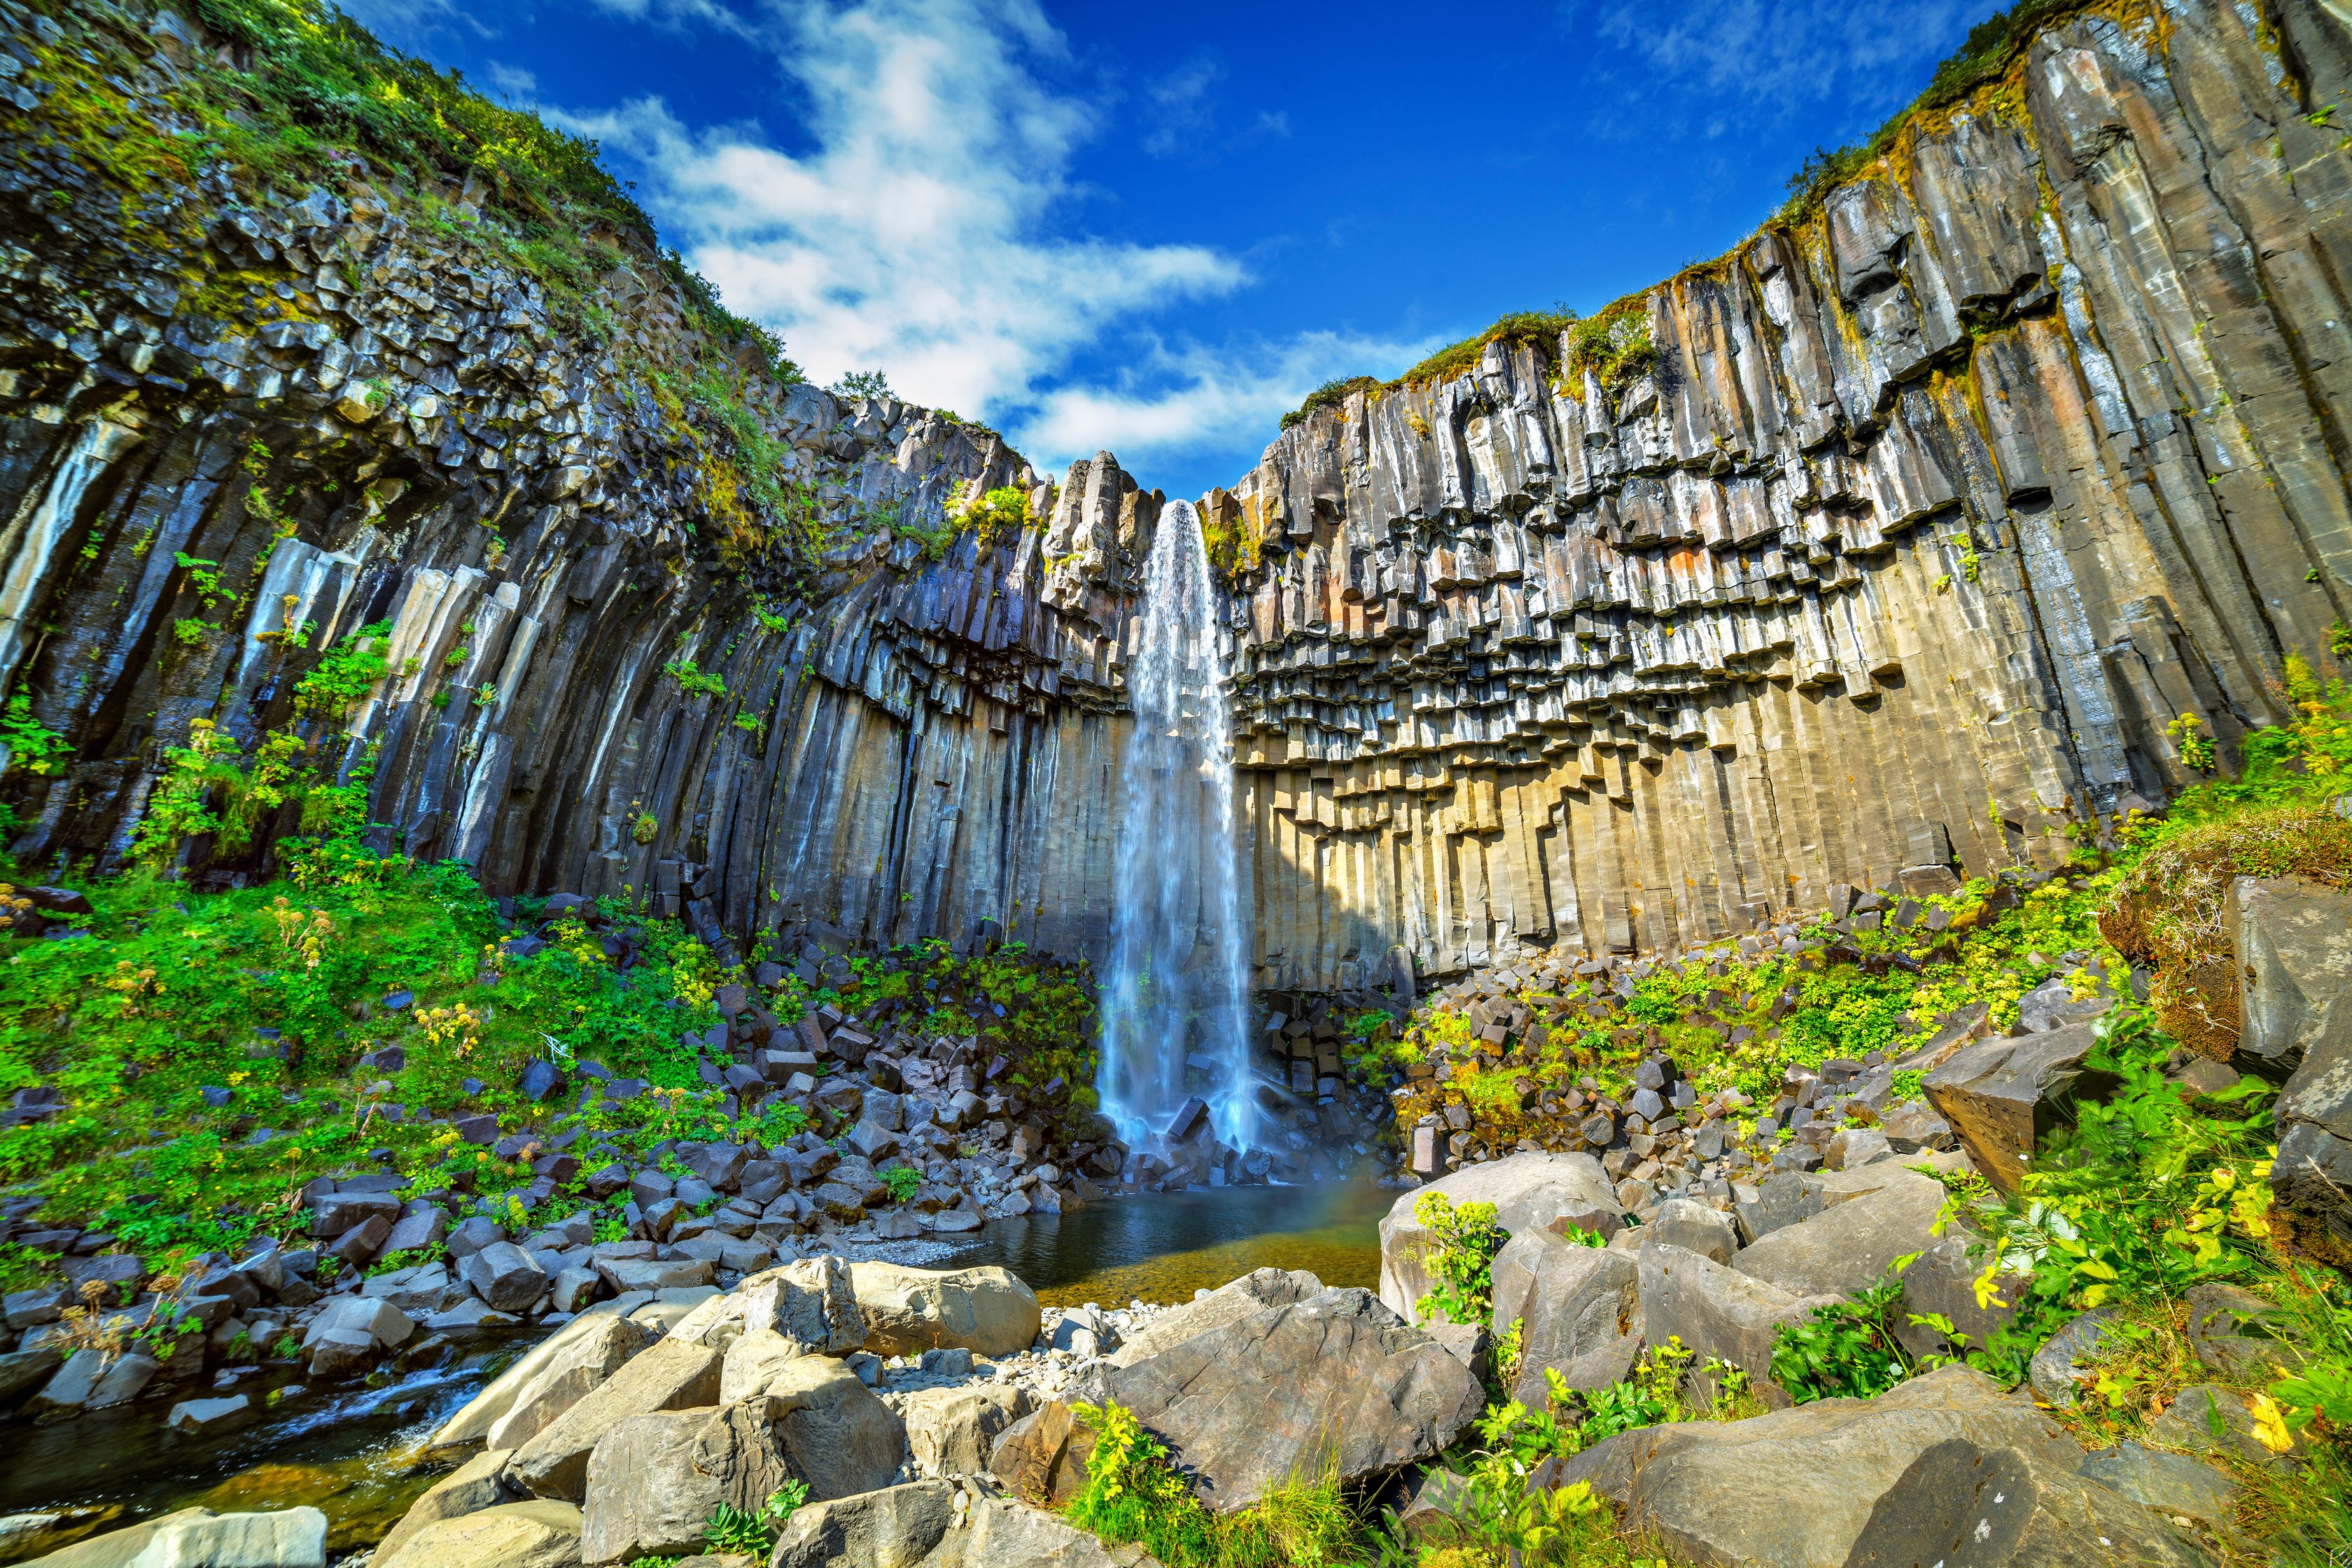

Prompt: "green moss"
[1397,307,1577,390]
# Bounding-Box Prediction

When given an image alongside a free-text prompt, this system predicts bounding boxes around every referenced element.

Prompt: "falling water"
[1099,500,1258,1152]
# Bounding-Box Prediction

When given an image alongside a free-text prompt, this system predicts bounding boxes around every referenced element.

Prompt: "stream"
[0,1183,1387,1564]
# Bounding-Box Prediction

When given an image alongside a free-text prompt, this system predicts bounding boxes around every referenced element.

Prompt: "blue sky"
[345,0,2005,500]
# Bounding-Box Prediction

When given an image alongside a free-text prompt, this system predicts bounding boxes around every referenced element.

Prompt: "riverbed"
[0,1183,1389,1564]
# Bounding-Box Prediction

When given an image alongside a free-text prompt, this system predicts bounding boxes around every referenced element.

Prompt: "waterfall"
[1098,499,1258,1153]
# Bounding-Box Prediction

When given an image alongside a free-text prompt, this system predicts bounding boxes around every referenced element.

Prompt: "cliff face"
[0,0,1170,967]
[1210,0,2352,990]
[6,0,2352,993]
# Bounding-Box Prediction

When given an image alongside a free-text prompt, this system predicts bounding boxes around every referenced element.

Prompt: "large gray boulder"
[848,1264,1040,1358]
[902,1385,1035,1478]
[761,1354,908,1499]
[1924,1021,2114,1193]
[1730,1170,1948,1300]
[929,1497,1151,1567]
[1488,1230,1641,1405]
[1891,1230,2029,1362]
[1635,1243,1833,1404]
[41,1509,328,1568]
[1376,1152,1616,1323]
[485,1315,661,1450]
[433,1304,643,1450]
[1099,1282,1482,1511]
[503,1337,723,1501]
[1547,1366,2199,1567]
[579,1403,789,1567]
[2232,876,2352,1264]
[373,1502,582,1568]
[666,1258,862,1354]
[1103,1268,1321,1368]
[375,1450,518,1566]
[769,1483,953,1568]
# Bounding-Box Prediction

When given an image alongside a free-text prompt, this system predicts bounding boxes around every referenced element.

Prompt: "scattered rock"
[376,1449,519,1565]
[504,1337,724,1501]
[1924,1021,2116,1193]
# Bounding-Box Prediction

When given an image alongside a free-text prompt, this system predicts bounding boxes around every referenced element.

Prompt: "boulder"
[484,1315,662,1450]
[2146,1382,2296,1470]
[988,1400,1096,1508]
[1643,1198,1738,1264]
[578,1404,790,1567]
[667,1258,861,1354]
[503,1337,724,1501]
[102,1508,328,1568]
[375,1449,518,1565]
[1890,1231,2029,1362]
[463,1244,550,1315]
[1730,1170,1947,1300]
[769,1483,953,1568]
[1376,1152,1616,1322]
[1634,1244,1831,1403]
[1924,1021,2116,1193]
[1103,1268,1320,1368]
[20,1508,217,1568]
[165,1395,257,1435]
[374,1502,582,1568]
[1549,1366,2196,1567]
[930,1497,1147,1567]
[2078,1441,2239,1523]
[594,1257,713,1295]
[902,1384,1035,1477]
[1098,1283,1481,1511]
[302,1295,413,1354]
[433,1305,640,1450]
[758,1354,907,1499]
[2234,876,2352,1263]
[1488,1230,1641,1404]
[848,1264,1040,1358]
[2029,1310,2118,1407]
[2183,1281,2299,1380]
[1732,1170,1828,1245]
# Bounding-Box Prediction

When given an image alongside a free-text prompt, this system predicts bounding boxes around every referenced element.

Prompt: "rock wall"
[8,0,2352,995]
[0,0,1172,968]
[1211,0,2352,989]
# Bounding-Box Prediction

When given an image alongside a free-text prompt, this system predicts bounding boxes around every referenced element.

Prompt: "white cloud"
[564,0,1248,424]
[585,0,760,39]
[335,0,462,36]
[1015,328,1438,488]
[1584,0,1981,120]
[1140,55,1289,162]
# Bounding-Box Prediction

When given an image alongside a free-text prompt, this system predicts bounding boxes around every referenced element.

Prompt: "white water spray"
[1098,500,1258,1152]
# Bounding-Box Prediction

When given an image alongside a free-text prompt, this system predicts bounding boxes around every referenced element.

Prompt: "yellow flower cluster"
[418,1002,482,1058]
[269,896,332,970]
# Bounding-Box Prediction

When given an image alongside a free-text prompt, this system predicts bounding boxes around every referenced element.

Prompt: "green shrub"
[1278,375,1381,431]
[1413,1190,1506,1326]
[1062,1402,1368,1568]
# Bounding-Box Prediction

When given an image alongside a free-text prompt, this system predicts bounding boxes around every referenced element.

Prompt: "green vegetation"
[664,657,727,698]
[881,1163,920,1203]
[1398,308,1577,391]
[700,1484,810,1557]
[1411,1190,1506,1326]
[1279,375,1382,432]
[0,694,68,778]
[1777,0,2091,223]
[830,369,894,403]
[1770,1259,1935,1402]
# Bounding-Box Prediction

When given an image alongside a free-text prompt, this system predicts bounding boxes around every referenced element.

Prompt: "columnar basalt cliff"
[1209,0,2352,989]
[5,0,2352,1000]
[0,0,1177,969]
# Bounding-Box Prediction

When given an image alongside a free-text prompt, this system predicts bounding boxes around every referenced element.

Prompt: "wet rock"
[1377,1152,1617,1322]
[164,1394,257,1434]
[848,1263,1040,1358]
[1099,1282,1482,1511]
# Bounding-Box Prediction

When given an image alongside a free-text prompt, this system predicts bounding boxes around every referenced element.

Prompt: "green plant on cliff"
[1279,374,1382,430]
[291,620,393,722]
[1413,1190,1506,1326]
[1,695,68,777]
[664,657,727,698]
[1399,307,1578,391]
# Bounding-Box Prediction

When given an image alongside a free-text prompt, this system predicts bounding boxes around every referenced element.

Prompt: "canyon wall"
[1212,0,2352,988]
[0,0,1162,967]
[6,0,2352,994]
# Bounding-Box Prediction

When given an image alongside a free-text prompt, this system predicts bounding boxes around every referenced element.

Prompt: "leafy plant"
[1413,1190,1506,1326]
[1,694,68,777]
[881,1165,920,1203]
[701,1483,809,1556]
[664,658,726,698]
[1770,1260,1926,1404]
[293,621,393,721]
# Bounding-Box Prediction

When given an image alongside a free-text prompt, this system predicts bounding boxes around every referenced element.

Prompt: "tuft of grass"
[1397,308,1578,391]
[1278,375,1382,432]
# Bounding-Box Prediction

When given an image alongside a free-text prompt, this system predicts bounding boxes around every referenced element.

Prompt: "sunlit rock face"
[1205,1,2352,988]
[6,0,2352,997]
